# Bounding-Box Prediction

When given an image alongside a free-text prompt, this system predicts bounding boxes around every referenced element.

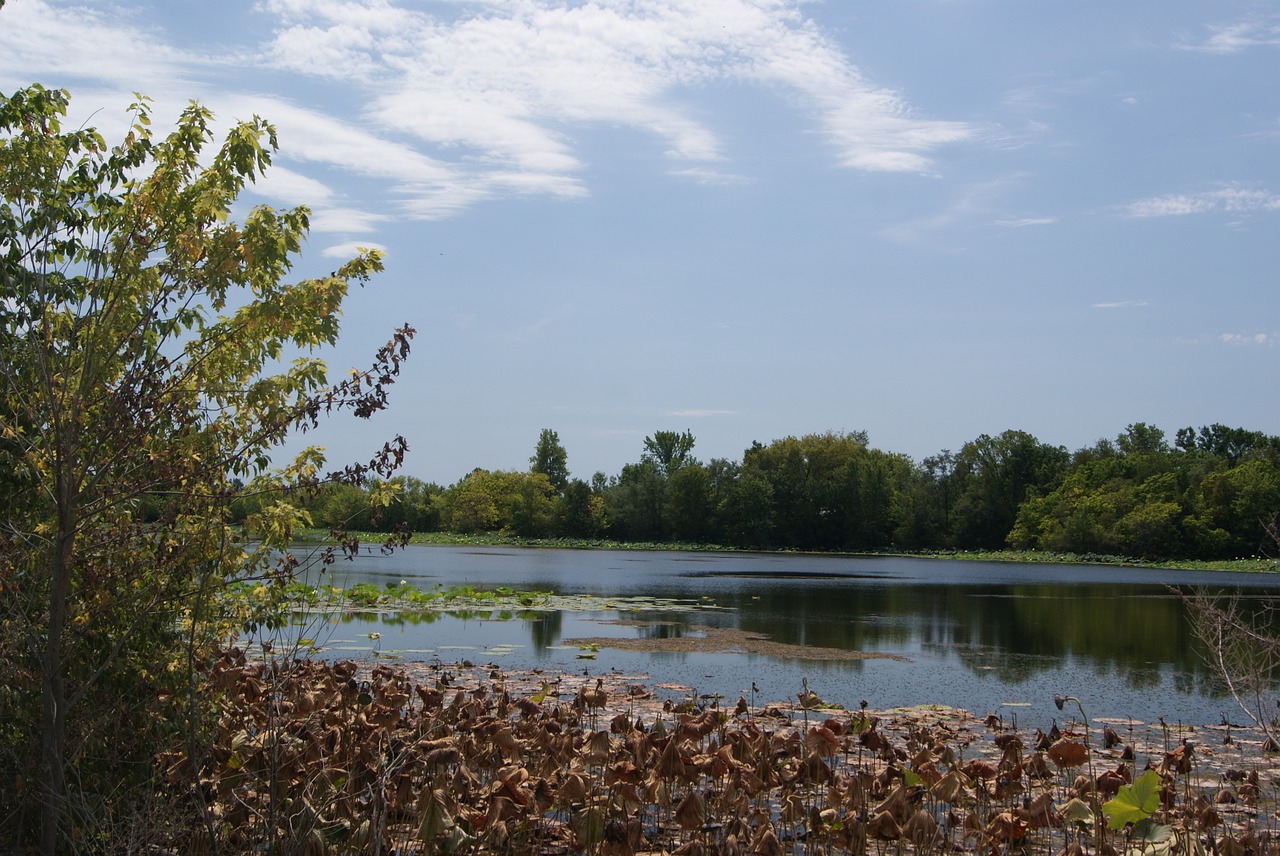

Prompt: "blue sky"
[3,0,1278,485]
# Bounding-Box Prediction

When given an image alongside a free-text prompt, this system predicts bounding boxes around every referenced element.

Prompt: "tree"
[666,463,713,542]
[606,458,668,540]
[949,430,1068,549]
[741,432,871,549]
[0,85,412,853]
[642,429,697,476]
[553,478,607,538]
[441,469,554,535]
[530,427,570,492]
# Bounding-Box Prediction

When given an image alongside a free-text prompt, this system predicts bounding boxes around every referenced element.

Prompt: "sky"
[2,0,1278,485]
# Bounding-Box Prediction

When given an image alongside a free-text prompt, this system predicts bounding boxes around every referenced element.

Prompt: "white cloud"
[249,165,336,208]
[667,167,750,186]
[1221,332,1273,346]
[255,0,974,196]
[1182,18,1280,54]
[321,240,388,259]
[308,207,391,234]
[2,0,975,223]
[994,216,1055,228]
[1091,300,1149,309]
[0,0,188,88]
[1125,185,1280,218]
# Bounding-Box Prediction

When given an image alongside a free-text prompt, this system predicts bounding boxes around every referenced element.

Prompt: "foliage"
[164,657,1272,856]
[439,468,555,535]
[0,85,411,852]
[326,418,1280,562]
[530,427,569,492]
[642,428,697,476]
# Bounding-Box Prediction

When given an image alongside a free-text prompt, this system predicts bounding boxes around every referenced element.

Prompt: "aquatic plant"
[159,652,1280,855]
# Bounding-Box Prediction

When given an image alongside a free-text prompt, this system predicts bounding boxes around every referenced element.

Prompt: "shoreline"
[287,528,1280,574]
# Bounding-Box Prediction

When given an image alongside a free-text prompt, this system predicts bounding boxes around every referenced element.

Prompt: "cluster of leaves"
[0,84,411,852]
[160,654,1280,855]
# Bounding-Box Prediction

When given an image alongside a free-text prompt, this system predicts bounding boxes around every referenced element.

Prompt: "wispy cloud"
[321,240,388,259]
[0,0,190,88]
[879,177,1017,243]
[1124,185,1280,218]
[1091,300,1149,309]
[994,216,1055,228]
[1180,18,1280,54]
[1221,332,1273,346]
[2,0,975,225]
[265,0,974,182]
[667,167,751,186]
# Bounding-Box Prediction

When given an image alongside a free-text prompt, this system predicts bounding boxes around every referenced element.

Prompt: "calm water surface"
[295,545,1280,727]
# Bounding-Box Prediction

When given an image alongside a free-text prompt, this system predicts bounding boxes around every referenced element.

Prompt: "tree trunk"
[40,481,75,855]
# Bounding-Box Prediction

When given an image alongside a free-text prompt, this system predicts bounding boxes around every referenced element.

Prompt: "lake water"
[293,545,1280,727]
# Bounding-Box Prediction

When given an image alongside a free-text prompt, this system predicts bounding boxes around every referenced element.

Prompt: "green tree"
[442,469,554,536]
[530,427,569,492]
[666,462,713,542]
[742,431,872,549]
[606,458,668,540]
[949,430,1068,549]
[642,429,697,476]
[718,471,774,546]
[552,478,608,537]
[0,85,411,853]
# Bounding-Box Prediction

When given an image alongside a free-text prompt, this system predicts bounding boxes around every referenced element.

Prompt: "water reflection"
[298,546,1280,721]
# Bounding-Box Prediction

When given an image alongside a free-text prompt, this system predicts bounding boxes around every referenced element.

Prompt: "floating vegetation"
[167,650,1280,855]
[564,621,910,662]
[254,579,725,618]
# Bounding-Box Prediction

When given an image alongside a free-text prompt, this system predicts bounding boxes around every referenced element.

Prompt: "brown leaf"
[985,810,1027,842]
[675,790,707,831]
[933,767,971,805]
[1048,738,1088,769]
[750,824,782,856]
[869,810,902,840]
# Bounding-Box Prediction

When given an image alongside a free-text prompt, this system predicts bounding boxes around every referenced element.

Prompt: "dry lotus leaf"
[1219,835,1248,856]
[751,825,782,856]
[873,781,910,822]
[903,808,938,845]
[1022,792,1055,827]
[985,810,1027,843]
[805,725,841,756]
[932,767,971,805]
[1048,738,1089,769]
[869,810,902,840]
[674,790,706,831]
[1162,741,1195,775]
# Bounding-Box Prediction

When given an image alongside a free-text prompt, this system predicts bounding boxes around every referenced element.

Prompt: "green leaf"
[1102,769,1162,830]
[1132,818,1173,844]
[1059,797,1095,827]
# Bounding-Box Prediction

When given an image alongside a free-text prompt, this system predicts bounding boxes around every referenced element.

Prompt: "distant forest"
[227,423,1280,561]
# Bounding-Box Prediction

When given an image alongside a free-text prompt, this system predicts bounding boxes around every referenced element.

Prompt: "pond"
[291,545,1280,727]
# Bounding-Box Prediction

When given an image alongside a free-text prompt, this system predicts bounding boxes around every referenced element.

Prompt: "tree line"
[238,423,1280,561]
